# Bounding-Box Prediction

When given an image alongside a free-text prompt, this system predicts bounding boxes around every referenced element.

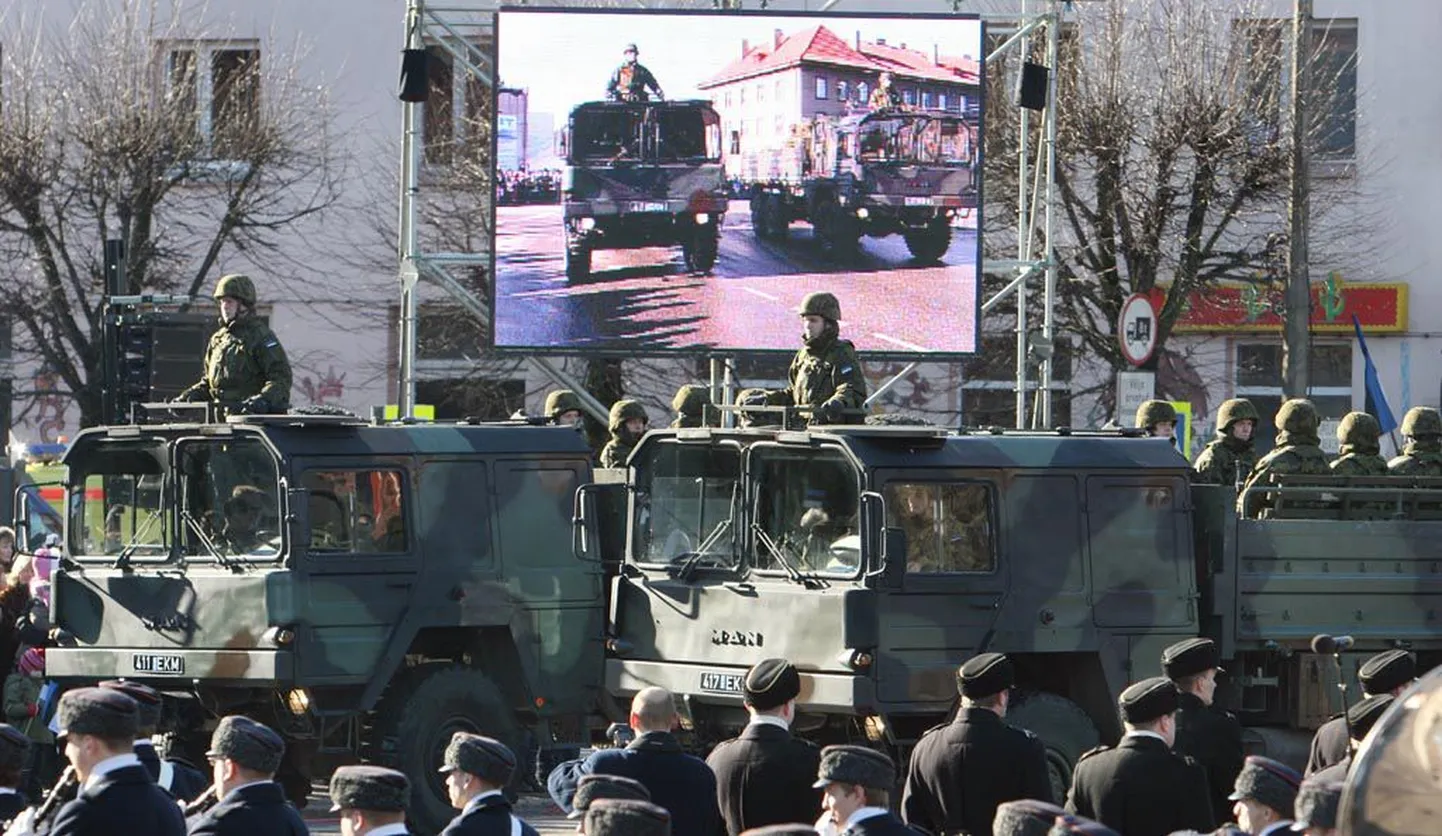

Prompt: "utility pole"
[1282,0,1313,398]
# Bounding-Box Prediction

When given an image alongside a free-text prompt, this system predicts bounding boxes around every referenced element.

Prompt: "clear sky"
[497,10,982,125]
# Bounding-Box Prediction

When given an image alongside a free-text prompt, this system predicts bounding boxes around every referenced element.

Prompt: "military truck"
[560,99,728,280]
[746,108,977,262]
[37,414,604,834]
[574,423,1442,798]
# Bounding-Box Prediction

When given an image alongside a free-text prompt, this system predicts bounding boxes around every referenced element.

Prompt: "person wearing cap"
[814,745,912,836]
[437,732,537,836]
[1289,779,1340,836]
[1065,677,1214,836]
[1047,814,1119,836]
[1227,756,1301,835]
[545,391,586,428]
[902,652,1052,836]
[992,799,1068,836]
[1308,693,1394,783]
[1304,648,1415,775]
[706,659,821,835]
[329,764,412,836]
[188,715,306,836]
[548,687,720,836]
[49,687,186,836]
[177,273,292,416]
[585,798,672,836]
[0,723,31,824]
[1162,638,1244,825]
[569,775,652,834]
[606,44,664,103]
[771,292,868,426]
[97,680,207,803]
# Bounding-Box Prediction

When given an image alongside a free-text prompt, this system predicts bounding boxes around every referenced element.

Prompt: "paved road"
[494,202,979,353]
[302,792,572,835]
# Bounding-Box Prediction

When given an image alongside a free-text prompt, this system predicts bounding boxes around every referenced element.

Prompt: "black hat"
[1228,756,1301,816]
[994,799,1067,836]
[568,774,651,819]
[1161,638,1223,680]
[437,732,516,786]
[328,764,410,813]
[1346,693,1394,741]
[1358,649,1416,695]
[813,744,894,791]
[585,798,671,836]
[98,680,162,732]
[740,827,818,836]
[1118,677,1179,725]
[957,652,1014,699]
[1290,779,1343,831]
[0,725,29,771]
[205,715,285,774]
[57,687,139,741]
[1047,814,1120,836]
[744,658,801,711]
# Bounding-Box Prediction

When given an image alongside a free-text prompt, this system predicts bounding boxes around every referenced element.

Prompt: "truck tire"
[816,201,859,260]
[904,221,952,264]
[1005,691,1100,804]
[566,242,591,281]
[683,231,719,274]
[366,665,523,836]
[751,193,770,239]
[764,193,788,240]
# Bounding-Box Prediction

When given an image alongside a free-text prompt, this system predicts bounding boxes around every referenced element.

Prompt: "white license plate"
[904,196,936,206]
[699,671,745,694]
[132,654,184,675]
[628,201,668,213]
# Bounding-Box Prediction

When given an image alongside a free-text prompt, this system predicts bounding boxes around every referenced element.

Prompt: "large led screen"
[493,8,983,355]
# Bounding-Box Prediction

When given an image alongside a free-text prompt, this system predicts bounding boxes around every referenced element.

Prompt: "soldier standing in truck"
[177,274,292,416]
[607,44,664,103]
[770,293,867,426]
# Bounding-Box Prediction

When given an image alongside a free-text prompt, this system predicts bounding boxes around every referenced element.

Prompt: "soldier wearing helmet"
[671,385,712,428]
[1193,399,1260,485]
[1240,399,1331,509]
[1387,406,1442,476]
[772,292,868,426]
[1331,412,1389,476]
[600,399,649,468]
[178,273,292,415]
[1135,400,1178,440]
[545,390,585,427]
[607,43,663,103]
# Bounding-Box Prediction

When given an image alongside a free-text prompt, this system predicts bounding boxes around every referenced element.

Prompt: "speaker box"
[1014,61,1049,111]
[399,48,430,103]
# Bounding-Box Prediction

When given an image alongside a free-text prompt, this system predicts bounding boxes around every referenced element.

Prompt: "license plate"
[904,196,935,206]
[132,654,184,675]
[699,671,745,694]
[628,201,668,213]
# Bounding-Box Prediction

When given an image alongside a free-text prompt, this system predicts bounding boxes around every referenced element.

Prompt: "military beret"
[328,764,410,813]
[57,687,139,741]
[740,827,817,836]
[568,773,652,819]
[994,799,1067,836]
[98,680,162,731]
[1290,779,1343,831]
[0,724,29,771]
[437,732,516,787]
[1228,756,1301,816]
[745,658,801,711]
[1047,814,1120,836]
[1347,693,1394,741]
[585,798,671,836]
[1358,649,1416,695]
[1118,677,1179,725]
[1161,638,1224,680]
[813,744,894,791]
[958,652,1014,699]
[205,715,285,774]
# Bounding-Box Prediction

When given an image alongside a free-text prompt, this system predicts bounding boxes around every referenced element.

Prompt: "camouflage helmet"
[797,292,841,323]
[736,388,780,427]
[545,390,584,420]
[1401,406,1442,438]
[1216,398,1259,431]
[1134,400,1176,430]
[1337,411,1382,446]
[213,273,257,306]
[671,385,710,416]
[1275,398,1320,433]
[608,399,649,433]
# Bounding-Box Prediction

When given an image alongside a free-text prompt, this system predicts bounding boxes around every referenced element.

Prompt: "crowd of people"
[497,169,562,206]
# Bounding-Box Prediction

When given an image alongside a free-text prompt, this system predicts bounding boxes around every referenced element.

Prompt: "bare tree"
[0,0,342,427]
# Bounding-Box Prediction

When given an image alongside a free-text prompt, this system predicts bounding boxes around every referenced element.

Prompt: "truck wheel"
[566,242,591,281]
[751,194,770,239]
[366,666,523,836]
[1005,691,1100,804]
[765,193,788,240]
[683,231,719,274]
[904,221,952,264]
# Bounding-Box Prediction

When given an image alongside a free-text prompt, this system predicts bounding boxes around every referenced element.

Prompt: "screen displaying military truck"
[748,109,977,262]
[562,100,728,279]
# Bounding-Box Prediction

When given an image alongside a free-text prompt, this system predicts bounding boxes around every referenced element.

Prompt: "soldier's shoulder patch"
[1077,745,1111,763]
[263,339,279,348]
[1179,753,1201,769]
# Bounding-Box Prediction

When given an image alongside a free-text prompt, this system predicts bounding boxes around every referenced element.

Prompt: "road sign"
[1171,401,1193,458]
[1118,293,1158,367]
[1116,371,1156,426]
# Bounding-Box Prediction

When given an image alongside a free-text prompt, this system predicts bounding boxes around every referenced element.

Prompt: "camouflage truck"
[561,99,728,280]
[38,414,604,835]
[575,424,1442,797]
[746,108,977,262]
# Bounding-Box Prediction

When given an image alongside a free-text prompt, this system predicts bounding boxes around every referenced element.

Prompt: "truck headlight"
[855,208,869,219]
[285,688,311,716]
[580,217,596,231]
[694,213,710,225]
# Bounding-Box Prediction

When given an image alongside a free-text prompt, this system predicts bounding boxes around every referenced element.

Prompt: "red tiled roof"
[698,24,978,89]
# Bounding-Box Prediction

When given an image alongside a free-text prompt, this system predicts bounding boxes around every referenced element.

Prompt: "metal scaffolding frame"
[396,0,1065,427]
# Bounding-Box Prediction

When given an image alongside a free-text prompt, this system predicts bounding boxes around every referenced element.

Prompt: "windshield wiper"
[669,516,735,582]
[180,509,245,572]
[114,510,166,571]
[751,523,826,589]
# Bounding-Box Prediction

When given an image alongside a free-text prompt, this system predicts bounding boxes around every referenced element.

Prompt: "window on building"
[884,482,996,574]
[756,83,764,103]
[960,335,1074,427]
[858,81,869,103]
[921,90,934,109]
[730,130,741,155]
[1234,341,1353,452]
[903,89,917,106]
[775,78,784,100]
[938,93,948,111]
[725,90,732,108]
[1238,18,1357,159]
[815,76,828,100]
[774,115,784,134]
[740,86,747,104]
[837,80,850,102]
[303,469,408,554]
[164,43,260,160]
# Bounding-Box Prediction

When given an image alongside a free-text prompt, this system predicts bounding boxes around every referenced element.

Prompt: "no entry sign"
[1118,293,1158,367]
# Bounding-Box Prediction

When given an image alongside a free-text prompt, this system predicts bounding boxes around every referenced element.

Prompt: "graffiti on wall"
[299,365,348,406]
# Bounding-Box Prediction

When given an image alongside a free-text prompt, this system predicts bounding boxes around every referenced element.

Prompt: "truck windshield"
[858,115,973,166]
[633,443,740,568]
[571,106,721,164]
[750,446,861,577]
[69,442,169,560]
[176,437,282,559]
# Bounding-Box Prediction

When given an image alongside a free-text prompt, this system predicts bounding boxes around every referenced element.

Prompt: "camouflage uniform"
[1331,412,1389,476]
[178,274,292,413]
[600,399,648,468]
[735,388,782,428]
[781,293,867,425]
[671,385,711,429]
[1241,399,1331,510]
[1388,407,1442,476]
[1192,399,1259,486]
[607,45,664,103]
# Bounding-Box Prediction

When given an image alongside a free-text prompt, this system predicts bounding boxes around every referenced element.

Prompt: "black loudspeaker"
[399,48,430,103]
[1014,61,1049,111]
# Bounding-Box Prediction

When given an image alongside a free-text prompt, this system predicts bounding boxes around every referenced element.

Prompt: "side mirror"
[13,489,32,552]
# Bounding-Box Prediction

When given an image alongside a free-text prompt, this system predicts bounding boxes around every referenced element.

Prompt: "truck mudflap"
[606,658,872,713]
[47,647,293,683]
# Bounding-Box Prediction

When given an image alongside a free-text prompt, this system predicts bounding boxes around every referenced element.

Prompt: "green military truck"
[575,423,1442,798]
[39,415,605,834]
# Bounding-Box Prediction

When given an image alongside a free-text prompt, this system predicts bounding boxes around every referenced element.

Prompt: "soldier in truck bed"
[607,44,664,103]
[1388,406,1442,475]
[1241,398,1331,514]
[1330,412,1389,476]
[768,293,867,426]
[1192,399,1259,485]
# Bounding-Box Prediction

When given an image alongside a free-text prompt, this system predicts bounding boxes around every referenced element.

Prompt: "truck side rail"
[1237,474,1442,521]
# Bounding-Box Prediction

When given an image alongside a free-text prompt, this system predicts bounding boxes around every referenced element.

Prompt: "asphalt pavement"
[493,202,980,353]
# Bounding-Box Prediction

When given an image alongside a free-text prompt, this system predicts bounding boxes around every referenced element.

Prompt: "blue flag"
[1353,314,1398,434]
